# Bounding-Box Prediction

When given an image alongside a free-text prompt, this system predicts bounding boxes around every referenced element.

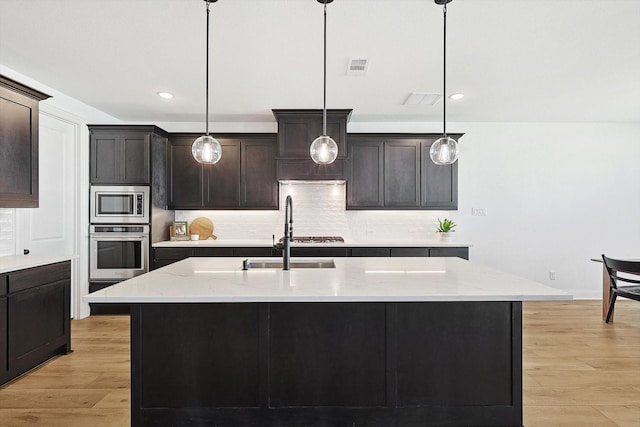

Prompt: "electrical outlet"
[549,271,556,280]
[471,208,487,216]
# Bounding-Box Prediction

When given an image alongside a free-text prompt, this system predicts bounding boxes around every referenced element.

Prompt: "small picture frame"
[171,221,190,241]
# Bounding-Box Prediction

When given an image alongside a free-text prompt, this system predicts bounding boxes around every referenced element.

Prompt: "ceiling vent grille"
[347,58,369,76]
[403,92,442,106]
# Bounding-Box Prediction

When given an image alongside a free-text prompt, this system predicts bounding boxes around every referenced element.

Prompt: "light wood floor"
[0,300,638,427]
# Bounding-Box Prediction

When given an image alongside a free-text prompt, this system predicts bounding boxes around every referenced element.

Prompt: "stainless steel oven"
[90,185,149,224]
[89,225,149,281]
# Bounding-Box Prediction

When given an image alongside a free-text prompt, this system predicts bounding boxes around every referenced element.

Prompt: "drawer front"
[350,248,391,257]
[429,247,469,260]
[290,247,349,257]
[390,248,430,257]
[194,248,234,257]
[154,248,194,260]
[233,247,274,257]
[8,261,71,293]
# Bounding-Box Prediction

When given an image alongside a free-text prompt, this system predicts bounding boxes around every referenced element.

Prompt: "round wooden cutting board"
[189,217,217,240]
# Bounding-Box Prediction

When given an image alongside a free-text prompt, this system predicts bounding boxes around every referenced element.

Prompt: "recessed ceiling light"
[157,92,174,99]
[449,93,464,100]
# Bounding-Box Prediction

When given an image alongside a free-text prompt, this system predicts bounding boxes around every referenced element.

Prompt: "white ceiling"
[1,0,639,124]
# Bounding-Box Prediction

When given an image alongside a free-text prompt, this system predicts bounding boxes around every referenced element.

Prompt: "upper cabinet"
[168,134,278,210]
[347,134,460,210]
[272,109,352,180]
[0,75,51,208]
[89,125,168,185]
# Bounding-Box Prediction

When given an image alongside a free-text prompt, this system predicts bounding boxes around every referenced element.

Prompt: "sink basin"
[243,259,336,269]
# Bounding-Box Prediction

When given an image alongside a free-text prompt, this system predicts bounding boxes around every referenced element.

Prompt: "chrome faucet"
[274,195,293,270]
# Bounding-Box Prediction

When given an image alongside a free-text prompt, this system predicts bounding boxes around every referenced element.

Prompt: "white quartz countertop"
[153,240,472,248]
[0,254,75,274]
[84,257,571,303]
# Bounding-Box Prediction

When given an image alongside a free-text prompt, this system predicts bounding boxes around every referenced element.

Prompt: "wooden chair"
[601,255,640,323]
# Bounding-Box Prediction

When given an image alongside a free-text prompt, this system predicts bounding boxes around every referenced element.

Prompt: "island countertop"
[84,257,571,303]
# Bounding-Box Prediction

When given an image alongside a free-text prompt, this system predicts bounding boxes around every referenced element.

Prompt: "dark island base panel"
[131,302,522,427]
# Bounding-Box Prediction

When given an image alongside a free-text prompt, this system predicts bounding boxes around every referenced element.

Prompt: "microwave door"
[99,194,134,216]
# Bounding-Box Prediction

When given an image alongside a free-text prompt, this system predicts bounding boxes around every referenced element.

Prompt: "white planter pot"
[438,232,453,241]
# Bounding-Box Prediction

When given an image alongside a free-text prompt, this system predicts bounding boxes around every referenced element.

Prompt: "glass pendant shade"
[310,135,338,164]
[192,135,222,164]
[429,136,458,165]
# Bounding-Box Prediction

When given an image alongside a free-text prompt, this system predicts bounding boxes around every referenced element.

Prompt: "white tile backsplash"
[0,209,16,256]
[176,183,459,242]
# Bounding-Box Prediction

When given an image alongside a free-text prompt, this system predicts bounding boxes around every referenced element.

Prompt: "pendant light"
[310,0,338,165]
[429,0,459,166]
[192,0,222,164]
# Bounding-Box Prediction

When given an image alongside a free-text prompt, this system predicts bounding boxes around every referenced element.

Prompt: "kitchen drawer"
[429,247,469,260]
[0,274,7,296]
[290,247,349,257]
[390,248,430,257]
[194,248,234,257]
[8,261,71,293]
[154,248,194,260]
[233,247,274,257]
[350,248,391,257]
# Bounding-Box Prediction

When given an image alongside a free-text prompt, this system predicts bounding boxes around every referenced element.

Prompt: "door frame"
[15,104,89,319]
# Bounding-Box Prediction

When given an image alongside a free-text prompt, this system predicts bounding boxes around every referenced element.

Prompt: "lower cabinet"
[153,245,469,269]
[152,247,274,270]
[1,261,71,386]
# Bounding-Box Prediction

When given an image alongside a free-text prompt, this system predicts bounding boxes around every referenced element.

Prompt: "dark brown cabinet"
[347,134,460,210]
[152,247,271,269]
[0,275,7,384]
[347,141,384,208]
[168,134,278,210]
[421,142,458,209]
[385,140,421,208]
[89,125,168,185]
[1,261,71,386]
[204,141,241,207]
[0,75,50,208]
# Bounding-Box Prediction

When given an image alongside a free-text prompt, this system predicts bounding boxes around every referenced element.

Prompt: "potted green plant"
[437,218,456,241]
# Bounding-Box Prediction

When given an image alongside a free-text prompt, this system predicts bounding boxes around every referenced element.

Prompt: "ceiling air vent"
[347,58,369,76]
[403,92,442,106]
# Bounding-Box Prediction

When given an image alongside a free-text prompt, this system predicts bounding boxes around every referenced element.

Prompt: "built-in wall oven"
[89,225,149,281]
[90,185,149,224]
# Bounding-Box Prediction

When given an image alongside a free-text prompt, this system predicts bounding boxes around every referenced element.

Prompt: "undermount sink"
[242,259,336,269]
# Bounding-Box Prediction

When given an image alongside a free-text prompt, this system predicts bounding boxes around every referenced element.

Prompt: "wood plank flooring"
[0,300,638,426]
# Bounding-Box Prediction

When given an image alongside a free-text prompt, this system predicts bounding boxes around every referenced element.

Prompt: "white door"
[17,107,82,317]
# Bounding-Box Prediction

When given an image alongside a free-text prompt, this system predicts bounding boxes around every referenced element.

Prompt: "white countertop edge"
[84,294,573,304]
[153,240,473,248]
[0,254,76,274]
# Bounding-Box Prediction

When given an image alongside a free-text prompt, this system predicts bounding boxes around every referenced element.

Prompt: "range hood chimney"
[272,109,352,181]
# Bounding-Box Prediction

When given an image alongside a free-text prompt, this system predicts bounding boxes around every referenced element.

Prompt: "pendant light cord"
[205,0,210,136]
[322,1,327,136]
[442,2,447,137]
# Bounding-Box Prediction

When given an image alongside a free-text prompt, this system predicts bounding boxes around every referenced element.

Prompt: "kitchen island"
[85,257,570,427]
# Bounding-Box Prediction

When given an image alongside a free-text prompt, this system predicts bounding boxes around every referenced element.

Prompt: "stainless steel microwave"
[90,185,149,224]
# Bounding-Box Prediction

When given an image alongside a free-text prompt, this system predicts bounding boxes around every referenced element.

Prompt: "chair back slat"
[602,255,640,288]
